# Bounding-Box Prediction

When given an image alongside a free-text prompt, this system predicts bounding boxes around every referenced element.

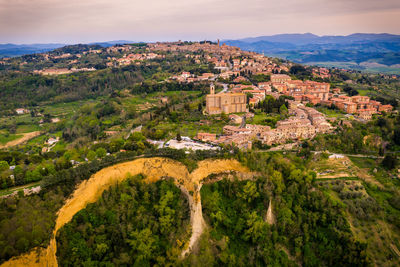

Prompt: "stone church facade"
[206,84,246,115]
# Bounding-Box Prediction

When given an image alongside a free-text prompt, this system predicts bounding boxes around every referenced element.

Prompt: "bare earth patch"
[0,131,41,149]
[265,199,276,225]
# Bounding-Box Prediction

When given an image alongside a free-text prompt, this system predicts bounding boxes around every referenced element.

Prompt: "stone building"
[196,132,217,142]
[206,84,246,114]
[271,74,291,83]
[261,123,316,145]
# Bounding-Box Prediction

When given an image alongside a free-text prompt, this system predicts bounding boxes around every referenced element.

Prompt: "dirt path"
[1,157,252,267]
[180,184,206,258]
[0,182,41,198]
[0,131,41,149]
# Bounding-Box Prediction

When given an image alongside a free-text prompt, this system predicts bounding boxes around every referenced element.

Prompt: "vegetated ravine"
[1,157,253,267]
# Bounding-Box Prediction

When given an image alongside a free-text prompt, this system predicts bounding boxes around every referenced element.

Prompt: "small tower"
[217,39,220,47]
[210,83,215,95]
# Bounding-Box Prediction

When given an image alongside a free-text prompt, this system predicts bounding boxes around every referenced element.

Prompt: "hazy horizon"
[1,0,399,44]
[1,32,399,46]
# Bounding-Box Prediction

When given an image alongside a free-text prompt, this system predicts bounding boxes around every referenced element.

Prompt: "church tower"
[210,83,215,95]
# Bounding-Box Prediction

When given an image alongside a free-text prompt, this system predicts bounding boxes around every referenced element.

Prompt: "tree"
[153,129,165,140]
[128,228,157,262]
[156,191,175,234]
[25,169,42,183]
[87,150,97,161]
[239,181,259,203]
[176,133,182,142]
[0,161,9,172]
[243,211,266,243]
[343,85,359,96]
[95,148,107,158]
[381,155,397,170]
[279,104,288,115]
[43,113,52,123]
[377,117,387,127]
[184,103,190,112]
[271,170,285,194]
[245,93,253,104]
[393,128,400,146]
[8,124,16,134]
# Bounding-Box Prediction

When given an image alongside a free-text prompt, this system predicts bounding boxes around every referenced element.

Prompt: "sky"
[0,0,400,44]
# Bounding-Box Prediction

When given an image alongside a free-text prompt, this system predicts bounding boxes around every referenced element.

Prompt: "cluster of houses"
[197,101,332,149]
[149,41,289,76]
[270,74,331,102]
[15,108,29,115]
[261,101,333,145]
[170,71,216,83]
[107,52,162,66]
[324,95,393,120]
[161,42,394,148]
[33,67,96,75]
[154,41,395,148]
[148,41,393,122]
[41,137,60,153]
[269,74,393,120]
[312,67,331,79]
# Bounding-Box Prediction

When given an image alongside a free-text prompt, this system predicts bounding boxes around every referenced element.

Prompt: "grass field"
[16,124,41,133]
[0,114,39,127]
[316,107,346,118]
[0,133,22,145]
[26,134,47,145]
[357,89,372,96]
[309,155,362,179]
[43,99,101,117]
[154,120,226,139]
[250,113,280,127]
[348,156,377,169]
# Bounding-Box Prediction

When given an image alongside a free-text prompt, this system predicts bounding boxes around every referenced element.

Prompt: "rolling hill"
[224,33,400,74]
[0,41,133,58]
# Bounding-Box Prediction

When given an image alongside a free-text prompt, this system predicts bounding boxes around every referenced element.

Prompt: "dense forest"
[56,175,190,266]
[0,52,215,110]
[0,189,64,260]
[311,114,400,155]
[185,153,370,266]
[0,148,227,264]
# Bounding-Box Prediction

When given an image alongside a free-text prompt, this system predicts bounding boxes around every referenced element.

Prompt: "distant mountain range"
[0,41,132,57]
[223,33,400,74]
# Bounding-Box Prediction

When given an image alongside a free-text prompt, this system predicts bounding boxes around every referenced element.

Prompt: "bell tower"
[210,83,215,95]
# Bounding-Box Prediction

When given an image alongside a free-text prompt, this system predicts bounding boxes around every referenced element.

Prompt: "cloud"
[0,0,399,43]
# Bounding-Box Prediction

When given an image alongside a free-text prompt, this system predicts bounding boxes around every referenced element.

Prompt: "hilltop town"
[118,41,392,149]
[0,40,395,151]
